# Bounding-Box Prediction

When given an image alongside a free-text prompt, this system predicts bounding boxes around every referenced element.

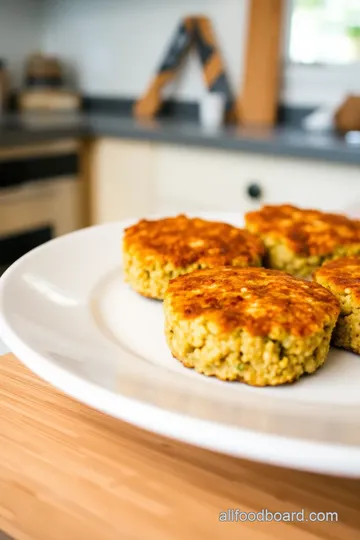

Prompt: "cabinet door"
[90,138,155,224]
[254,156,360,212]
[153,145,259,215]
[153,144,360,215]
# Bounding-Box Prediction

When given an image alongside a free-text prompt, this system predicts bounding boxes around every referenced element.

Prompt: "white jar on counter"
[199,92,226,129]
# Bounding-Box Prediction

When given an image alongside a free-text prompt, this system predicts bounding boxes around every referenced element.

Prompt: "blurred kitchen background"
[0,0,360,274]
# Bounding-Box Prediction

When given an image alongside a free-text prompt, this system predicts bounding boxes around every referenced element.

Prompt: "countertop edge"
[93,124,360,166]
[0,114,359,166]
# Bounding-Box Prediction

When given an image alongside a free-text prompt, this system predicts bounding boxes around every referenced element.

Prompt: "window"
[289,0,360,65]
[283,0,360,106]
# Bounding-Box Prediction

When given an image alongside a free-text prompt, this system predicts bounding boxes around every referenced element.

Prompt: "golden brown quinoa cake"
[314,256,360,354]
[245,204,360,278]
[164,267,340,386]
[123,215,264,299]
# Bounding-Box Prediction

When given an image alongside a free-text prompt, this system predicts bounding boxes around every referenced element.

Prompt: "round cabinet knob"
[247,183,262,200]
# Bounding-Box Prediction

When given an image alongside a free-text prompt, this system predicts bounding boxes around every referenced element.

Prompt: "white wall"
[1,0,344,108]
[42,0,249,101]
[0,0,46,87]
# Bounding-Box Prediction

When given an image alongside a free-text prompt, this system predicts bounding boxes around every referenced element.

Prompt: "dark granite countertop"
[0,112,359,166]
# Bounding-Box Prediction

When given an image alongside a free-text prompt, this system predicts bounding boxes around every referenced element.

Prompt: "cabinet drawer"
[153,146,258,215]
[255,157,360,212]
[153,145,360,216]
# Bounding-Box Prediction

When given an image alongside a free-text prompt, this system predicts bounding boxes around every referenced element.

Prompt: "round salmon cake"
[314,256,360,354]
[123,215,264,300]
[164,267,340,386]
[245,204,360,278]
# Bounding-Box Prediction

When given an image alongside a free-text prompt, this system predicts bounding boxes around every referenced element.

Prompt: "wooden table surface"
[1,353,360,540]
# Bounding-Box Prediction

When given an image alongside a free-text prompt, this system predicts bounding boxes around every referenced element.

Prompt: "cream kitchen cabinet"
[90,138,155,224]
[153,144,360,216]
[89,138,360,225]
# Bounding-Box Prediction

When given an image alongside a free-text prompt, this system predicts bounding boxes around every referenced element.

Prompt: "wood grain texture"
[238,0,285,126]
[0,353,360,540]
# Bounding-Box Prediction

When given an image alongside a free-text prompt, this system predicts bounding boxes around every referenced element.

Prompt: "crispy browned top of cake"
[165,267,340,337]
[314,256,360,302]
[123,215,264,267]
[245,204,360,256]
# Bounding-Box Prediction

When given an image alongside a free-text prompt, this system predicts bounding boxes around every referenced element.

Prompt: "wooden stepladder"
[134,16,238,124]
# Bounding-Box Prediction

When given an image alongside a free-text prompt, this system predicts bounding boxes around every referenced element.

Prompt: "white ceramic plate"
[1,212,360,478]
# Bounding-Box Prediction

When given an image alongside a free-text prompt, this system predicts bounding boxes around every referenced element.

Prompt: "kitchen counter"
[0,112,359,166]
[1,351,360,540]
